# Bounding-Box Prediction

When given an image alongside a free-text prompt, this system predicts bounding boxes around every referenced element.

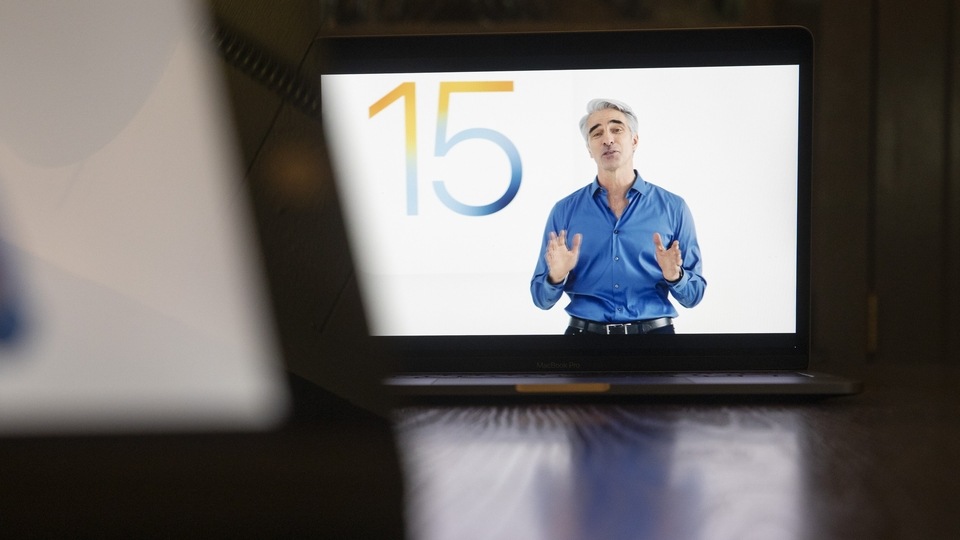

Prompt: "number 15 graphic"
[369,82,523,216]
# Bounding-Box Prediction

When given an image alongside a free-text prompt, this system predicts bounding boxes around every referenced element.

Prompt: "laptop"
[0,1,289,432]
[318,26,861,398]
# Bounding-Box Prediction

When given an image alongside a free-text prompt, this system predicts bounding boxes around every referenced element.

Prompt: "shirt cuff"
[665,267,685,286]
[546,275,567,289]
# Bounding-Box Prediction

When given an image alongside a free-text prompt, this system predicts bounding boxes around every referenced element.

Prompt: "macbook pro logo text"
[536,361,581,370]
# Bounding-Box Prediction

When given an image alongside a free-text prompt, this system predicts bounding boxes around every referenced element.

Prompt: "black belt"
[569,316,673,335]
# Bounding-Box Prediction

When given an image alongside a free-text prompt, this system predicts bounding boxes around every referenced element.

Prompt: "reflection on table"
[395,365,960,540]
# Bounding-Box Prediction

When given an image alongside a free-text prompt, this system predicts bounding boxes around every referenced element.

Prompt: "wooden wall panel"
[948,3,960,359]
[809,1,874,369]
[874,0,952,362]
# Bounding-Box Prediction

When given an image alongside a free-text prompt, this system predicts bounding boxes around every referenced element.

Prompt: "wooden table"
[3,366,958,538]
[395,365,960,540]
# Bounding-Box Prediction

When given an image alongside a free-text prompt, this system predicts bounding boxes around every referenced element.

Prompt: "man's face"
[585,108,638,173]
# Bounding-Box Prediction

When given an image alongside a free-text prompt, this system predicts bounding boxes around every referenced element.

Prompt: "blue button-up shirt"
[531,172,706,323]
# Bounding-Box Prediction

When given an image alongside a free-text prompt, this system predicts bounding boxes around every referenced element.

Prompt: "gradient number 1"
[368,81,522,216]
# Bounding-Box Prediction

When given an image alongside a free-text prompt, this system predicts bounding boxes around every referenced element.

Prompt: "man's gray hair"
[578,98,639,141]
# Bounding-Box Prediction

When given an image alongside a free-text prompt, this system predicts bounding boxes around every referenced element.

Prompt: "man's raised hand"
[653,232,682,282]
[545,230,582,284]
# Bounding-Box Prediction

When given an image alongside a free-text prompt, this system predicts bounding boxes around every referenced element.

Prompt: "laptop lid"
[0,1,289,433]
[319,27,812,374]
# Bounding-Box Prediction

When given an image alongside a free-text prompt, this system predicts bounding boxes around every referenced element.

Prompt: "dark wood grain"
[4,367,958,538]
[947,3,960,363]
[396,365,960,540]
[809,0,873,368]
[873,0,952,363]
[0,375,405,538]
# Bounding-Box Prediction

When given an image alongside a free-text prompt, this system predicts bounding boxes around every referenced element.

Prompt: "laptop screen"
[319,27,811,371]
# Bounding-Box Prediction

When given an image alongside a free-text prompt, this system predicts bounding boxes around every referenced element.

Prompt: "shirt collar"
[591,170,648,197]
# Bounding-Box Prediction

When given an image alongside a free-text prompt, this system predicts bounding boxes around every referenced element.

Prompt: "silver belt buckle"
[605,323,630,335]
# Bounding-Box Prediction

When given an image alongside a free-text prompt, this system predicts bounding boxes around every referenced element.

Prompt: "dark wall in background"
[814,0,959,367]
[209,0,959,402]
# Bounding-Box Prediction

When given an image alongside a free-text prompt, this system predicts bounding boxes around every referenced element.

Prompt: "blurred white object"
[0,0,288,433]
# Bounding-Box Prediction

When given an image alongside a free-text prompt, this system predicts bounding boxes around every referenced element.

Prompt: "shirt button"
[614,283,620,289]
[613,229,619,234]
[614,256,620,262]
[617,307,623,312]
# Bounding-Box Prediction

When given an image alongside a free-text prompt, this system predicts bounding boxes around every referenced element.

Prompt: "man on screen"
[530,98,706,335]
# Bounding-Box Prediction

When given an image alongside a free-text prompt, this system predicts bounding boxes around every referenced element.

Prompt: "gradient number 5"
[368,81,522,216]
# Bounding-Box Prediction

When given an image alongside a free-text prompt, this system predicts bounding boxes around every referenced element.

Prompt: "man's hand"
[545,230,582,284]
[653,232,682,282]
